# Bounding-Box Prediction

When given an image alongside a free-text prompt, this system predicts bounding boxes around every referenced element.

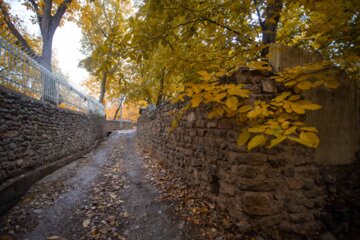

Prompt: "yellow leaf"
[274,92,291,102]
[313,80,324,87]
[292,105,305,114]
[247,134,266,151]
[284,126,297,135]
[228,86,250,98]
[208,107,224,119]
[324,80,340,89]
[289,132,320,148]
[185,88,194,97]
[203,92,213,103]
[300,132,320,148]
[192,84,203,93]
[268,136,287,148]
[198,70,212,81]
[280,122,289,129]
[302,103,321,110]
[248,107,264,118]
[237,130,250,146]
[248,126,265,133]
[173,93,185,103]
[213,92,227,102]
[296,81,313,90]
[171,120,178,128]
[226,110,238,117]
[225,96,238,111]
[239,105,252,113]
[301,127,318,132]
[191,94,203,108]
[289,95,301,101]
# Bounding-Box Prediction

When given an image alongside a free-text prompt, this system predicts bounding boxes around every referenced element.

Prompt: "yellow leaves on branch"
[289,132,320,148]
[170,60,338,150]
[273,61,341,93]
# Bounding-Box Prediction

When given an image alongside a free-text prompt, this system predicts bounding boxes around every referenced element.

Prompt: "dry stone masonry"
[137,69,327,236]
[0,85,105,185]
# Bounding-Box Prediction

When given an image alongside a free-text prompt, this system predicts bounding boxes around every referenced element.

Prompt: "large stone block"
[242,192,281,216]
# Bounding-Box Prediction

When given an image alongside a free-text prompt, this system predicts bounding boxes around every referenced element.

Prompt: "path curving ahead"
[0,130,198,240]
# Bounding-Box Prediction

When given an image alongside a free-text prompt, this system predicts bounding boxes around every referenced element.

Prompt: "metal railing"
[0,32,104,116]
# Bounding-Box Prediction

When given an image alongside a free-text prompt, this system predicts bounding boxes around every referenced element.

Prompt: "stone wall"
[137,103,327,236]
[0,85,106,183]
[106,120,133,132]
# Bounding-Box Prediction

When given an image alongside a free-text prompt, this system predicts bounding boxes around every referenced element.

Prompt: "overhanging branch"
[0,0,40,58]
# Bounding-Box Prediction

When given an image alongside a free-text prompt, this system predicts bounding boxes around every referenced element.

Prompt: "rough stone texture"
[137,103,326,236]
[0,85,106,184]
[106,120,133,132]
[320,158,360,239]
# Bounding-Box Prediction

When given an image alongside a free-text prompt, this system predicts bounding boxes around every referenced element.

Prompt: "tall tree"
[0,0,80,103]
[79,0,131,103]
[0,0,79,69]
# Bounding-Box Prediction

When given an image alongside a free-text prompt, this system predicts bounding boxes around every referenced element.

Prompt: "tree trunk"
[156,72,165,106]
[261,0,283,57]
[41,32,58,104]
[113,103,121,120]
[99,72,108,103]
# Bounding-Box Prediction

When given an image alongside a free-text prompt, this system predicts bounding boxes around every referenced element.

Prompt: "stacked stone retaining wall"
[137,103,327,236]
[0,86,106,214]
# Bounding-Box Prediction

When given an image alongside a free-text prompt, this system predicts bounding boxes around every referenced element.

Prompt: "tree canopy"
[7,0,358,149]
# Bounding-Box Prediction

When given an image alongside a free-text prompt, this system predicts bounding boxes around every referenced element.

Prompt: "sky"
[9,1,90,92]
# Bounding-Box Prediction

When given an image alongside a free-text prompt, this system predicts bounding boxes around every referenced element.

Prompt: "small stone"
[178,221,185,229]
[242,192,280,216]
[8,142,16,150]
[218,118,233,130]
[261,79,277,93]
[33,209,42,214]
[16,159,24,167]
[235,220,251,232]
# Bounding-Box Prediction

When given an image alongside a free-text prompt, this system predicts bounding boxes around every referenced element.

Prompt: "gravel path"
[0,130,198,240]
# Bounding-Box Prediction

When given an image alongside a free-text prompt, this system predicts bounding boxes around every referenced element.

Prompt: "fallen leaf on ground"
[83,219,90,228]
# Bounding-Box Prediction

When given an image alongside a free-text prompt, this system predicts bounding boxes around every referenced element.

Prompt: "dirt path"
[0,130,198,240]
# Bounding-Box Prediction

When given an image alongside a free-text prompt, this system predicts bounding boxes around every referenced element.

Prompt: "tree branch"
[52,0,72,30]
[28,0,43,28]
[253,0,265,30]
[200,17,241,36]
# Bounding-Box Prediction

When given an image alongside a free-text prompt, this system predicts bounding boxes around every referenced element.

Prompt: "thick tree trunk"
[99,72,108,104]
[1,0,72,105]
[41,32,58,104]
[41,35,53,69]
